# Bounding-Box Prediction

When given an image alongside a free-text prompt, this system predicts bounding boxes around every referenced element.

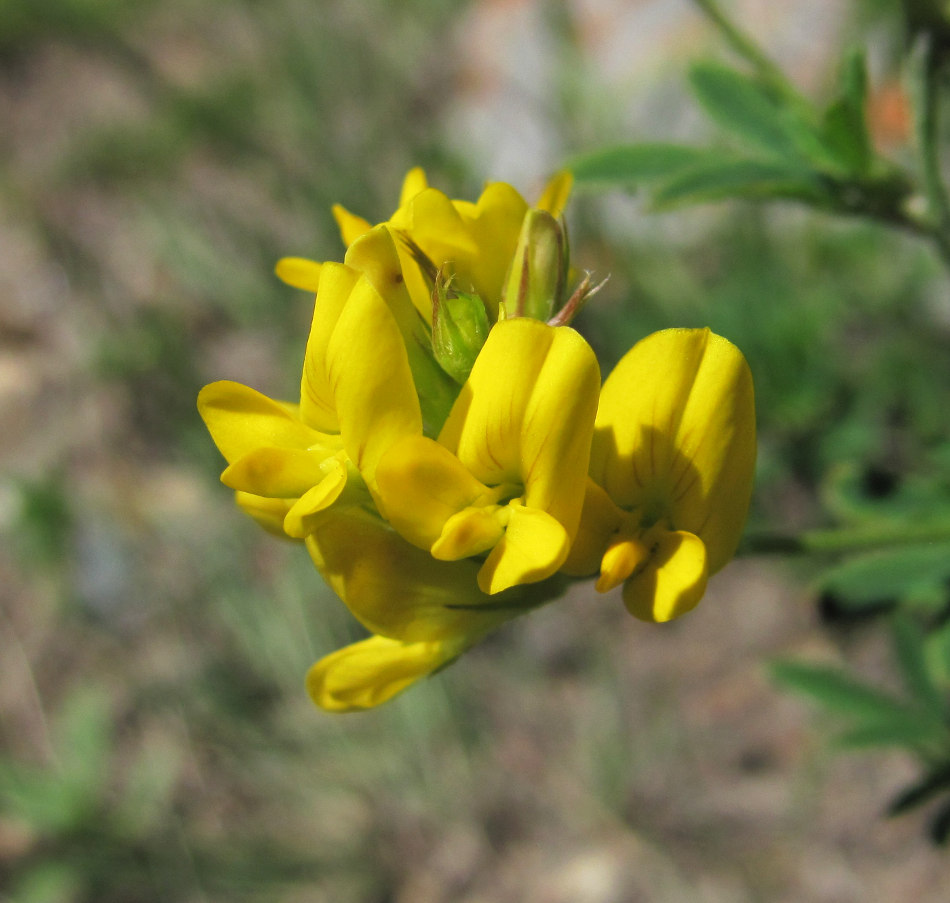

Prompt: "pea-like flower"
[275,166,572,323]
[198,166,757,714]
[304,508,553,712]
[562,328,756,622]
[375,316,600,595]
[198,251,425,538]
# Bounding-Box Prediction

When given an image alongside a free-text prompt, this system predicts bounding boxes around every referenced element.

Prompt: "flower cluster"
[198,169,756,712]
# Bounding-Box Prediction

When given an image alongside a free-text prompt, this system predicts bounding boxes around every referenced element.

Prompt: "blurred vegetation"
[2,0,950,901]
[571,0,950,845]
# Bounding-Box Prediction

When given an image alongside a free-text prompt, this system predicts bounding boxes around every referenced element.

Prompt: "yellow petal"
[398,166,429,206]
[459,181,530,314]
[561,478,625,577]
[274,257,323,292]
[596,534,650,594]
[535,170,573,218]
[390,187,478,259]
[332,203,372,247]
[432,506,506,561]
[198,381,316,463]
[305,510,511,642]
[376,435,489,550]
[622,530,708,623]
[234,492,296,538]
[299,262,359,432]
[221,446,336,497]
[440,318,600,539]
[306,634,466,713]
[282,461,349,539]
[477,503,570,594]
[391,184,524,320]
[593,328,755,573]
[390,187,479,320]
[326,275,423,491]
[344,226,457,433]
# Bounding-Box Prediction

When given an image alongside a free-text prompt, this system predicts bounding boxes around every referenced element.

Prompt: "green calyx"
[500,208,569,322]
[431,265,491,385]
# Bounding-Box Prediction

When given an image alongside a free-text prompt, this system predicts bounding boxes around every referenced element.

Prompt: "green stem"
[742,520,950,556]
[910,36,950,267]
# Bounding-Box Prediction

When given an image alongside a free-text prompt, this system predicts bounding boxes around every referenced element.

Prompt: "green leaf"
[891,614,947,718]
[688,60,824,163]
[819,48,872,175]
[820,461,950,524]
[568,143,716,187]
[930,620,950,686]
[835,716,947,751]
[888,765,950,815]
[817,543,950,611]
[652,157,828,208]
[771,660,911,721]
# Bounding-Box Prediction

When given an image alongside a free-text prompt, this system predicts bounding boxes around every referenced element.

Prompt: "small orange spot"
[867,80,911,152]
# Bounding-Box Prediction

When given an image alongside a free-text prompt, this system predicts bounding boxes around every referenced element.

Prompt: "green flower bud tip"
[501,209,569,322]
[398,231,440,286]
[431,264,491,384]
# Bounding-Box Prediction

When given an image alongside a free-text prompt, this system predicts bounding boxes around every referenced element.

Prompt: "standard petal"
[376,435,489,550]
[274,257,323,292]
[332,204,372,246]
[391,183,527,320]
[592,328,755,572]
[306,634,466,713]
[477,503,569,594]
[326,275,423,491]
[458,181,530,313]
[299,262,359,432]
[622,530,709,623]
[440,318,599,539]
[535,170,573,218]
[398,166,429,206]
[344,226,458,433]
[198,381,317,463]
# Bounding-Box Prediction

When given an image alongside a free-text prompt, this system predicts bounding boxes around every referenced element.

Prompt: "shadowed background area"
[1,1,948,900]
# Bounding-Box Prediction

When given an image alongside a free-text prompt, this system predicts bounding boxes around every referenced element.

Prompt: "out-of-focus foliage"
[3,0,950,900]
[569,0,950,844]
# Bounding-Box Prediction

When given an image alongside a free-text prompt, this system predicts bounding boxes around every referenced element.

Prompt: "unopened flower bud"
[431,265,490,384]
[501,209,569,321]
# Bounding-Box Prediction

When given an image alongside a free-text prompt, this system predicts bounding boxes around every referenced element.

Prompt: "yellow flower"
[276,166,573,324]
[197,380,354,539]
[375,316,601,595]
[562,328,756,622]
[198,252,426,538]
[304,508,543,712]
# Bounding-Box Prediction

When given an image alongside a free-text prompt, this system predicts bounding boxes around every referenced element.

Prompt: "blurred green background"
[1,1,949,900]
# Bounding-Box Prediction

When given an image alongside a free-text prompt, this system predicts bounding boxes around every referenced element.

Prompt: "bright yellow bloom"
[304,508,542,711]
[375,317,600,595]
[202,163,758,714]
[277,167,573,324]
[197,380,354,539]
[199,251,426,538]
[563,328,756,622]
